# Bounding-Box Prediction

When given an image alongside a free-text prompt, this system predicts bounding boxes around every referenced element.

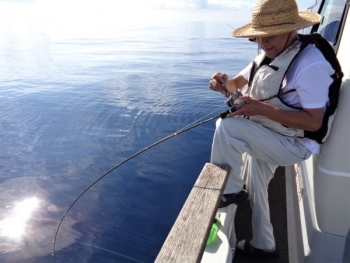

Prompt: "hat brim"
[232,12,322,38]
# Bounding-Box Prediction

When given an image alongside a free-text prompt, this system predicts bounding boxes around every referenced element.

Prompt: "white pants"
[210,117,311,250]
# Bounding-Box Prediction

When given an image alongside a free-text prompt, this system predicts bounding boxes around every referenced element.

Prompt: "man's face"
[256,33,292,58]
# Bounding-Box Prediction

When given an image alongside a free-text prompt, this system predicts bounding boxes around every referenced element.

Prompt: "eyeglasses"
[254,35,277,43]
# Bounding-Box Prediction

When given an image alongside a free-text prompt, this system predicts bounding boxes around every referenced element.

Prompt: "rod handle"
[220,108,236,119]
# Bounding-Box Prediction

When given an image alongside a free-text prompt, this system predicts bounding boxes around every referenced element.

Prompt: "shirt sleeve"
[294,61,333,109]
[239,62,252,80]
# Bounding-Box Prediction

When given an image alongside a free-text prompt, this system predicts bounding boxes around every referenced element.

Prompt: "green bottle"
[206,216,221,246]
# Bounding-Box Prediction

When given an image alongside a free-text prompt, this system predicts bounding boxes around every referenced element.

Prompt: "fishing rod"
[52,103,242,262]
[52,79,247,261]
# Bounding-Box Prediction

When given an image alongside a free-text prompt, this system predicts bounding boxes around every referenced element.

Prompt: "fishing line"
[52,105,229,262]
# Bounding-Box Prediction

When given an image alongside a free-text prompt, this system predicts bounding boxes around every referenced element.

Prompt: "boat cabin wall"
[313,2,350,237]
[314,79,350,237]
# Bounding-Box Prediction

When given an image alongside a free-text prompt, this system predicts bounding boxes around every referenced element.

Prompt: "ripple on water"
[0,20,256,263]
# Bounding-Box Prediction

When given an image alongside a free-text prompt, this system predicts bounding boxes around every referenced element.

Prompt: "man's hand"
[226,97,266,118]
[209,72,228,94]
[209,73,248,95]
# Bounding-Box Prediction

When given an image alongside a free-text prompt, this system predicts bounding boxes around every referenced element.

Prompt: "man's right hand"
[209,72,228,94]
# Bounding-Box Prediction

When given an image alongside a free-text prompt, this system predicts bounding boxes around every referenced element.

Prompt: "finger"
[211,72,222,80]
[231,106,246,116]
[226,109,240,118]
[221,73,228,82]
[211,72,226,84]
[209,79,218,88]
[209,79,223,92]
[227,112,241,118]
[227,112,247,118]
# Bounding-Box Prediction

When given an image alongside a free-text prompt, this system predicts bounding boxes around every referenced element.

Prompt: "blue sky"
[0,0,319,26]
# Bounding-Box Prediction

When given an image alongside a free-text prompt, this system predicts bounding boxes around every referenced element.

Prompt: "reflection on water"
[0,11,256,263]
[0,197,39,239]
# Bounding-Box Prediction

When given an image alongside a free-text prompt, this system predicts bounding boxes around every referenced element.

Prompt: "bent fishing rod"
[52,99,242,262]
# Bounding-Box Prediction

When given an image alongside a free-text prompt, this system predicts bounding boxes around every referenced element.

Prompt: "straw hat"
[233,0,322,38]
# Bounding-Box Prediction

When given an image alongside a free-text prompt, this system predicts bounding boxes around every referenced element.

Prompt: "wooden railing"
[155,163,230,263]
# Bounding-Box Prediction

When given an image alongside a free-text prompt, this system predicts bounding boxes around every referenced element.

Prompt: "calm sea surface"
[0,19,256,262]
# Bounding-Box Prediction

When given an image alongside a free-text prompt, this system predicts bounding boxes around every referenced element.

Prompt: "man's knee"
[216,117,250,135]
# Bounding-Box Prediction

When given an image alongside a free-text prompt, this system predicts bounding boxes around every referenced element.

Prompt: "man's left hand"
[226,96,267,118]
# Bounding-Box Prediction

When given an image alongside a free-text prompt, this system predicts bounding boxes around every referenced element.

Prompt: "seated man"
[209,0,334,257]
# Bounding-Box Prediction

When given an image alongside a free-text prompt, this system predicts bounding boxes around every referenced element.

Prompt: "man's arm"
[228,97,324,131]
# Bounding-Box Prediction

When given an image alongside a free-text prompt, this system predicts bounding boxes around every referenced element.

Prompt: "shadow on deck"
[233,166,289,263]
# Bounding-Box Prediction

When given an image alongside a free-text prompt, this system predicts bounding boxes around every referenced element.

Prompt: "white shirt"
[239,44,334,153]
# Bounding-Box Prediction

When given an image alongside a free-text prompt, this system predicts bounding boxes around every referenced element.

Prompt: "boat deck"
[233,166,289,263]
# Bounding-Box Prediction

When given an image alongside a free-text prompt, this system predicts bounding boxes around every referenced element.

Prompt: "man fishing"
[209,0,335,256]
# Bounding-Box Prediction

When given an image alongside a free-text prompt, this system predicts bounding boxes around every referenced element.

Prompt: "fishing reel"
[226,91,246,109]
[220,91,246,119]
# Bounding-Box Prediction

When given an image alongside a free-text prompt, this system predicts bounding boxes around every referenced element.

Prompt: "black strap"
[247,61,257,89]
[260,88,297,102]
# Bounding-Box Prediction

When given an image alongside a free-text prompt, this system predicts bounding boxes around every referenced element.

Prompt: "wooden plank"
[155,163,230,263]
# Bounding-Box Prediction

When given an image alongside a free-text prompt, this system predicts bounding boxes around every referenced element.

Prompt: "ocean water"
[0,19,256,263]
